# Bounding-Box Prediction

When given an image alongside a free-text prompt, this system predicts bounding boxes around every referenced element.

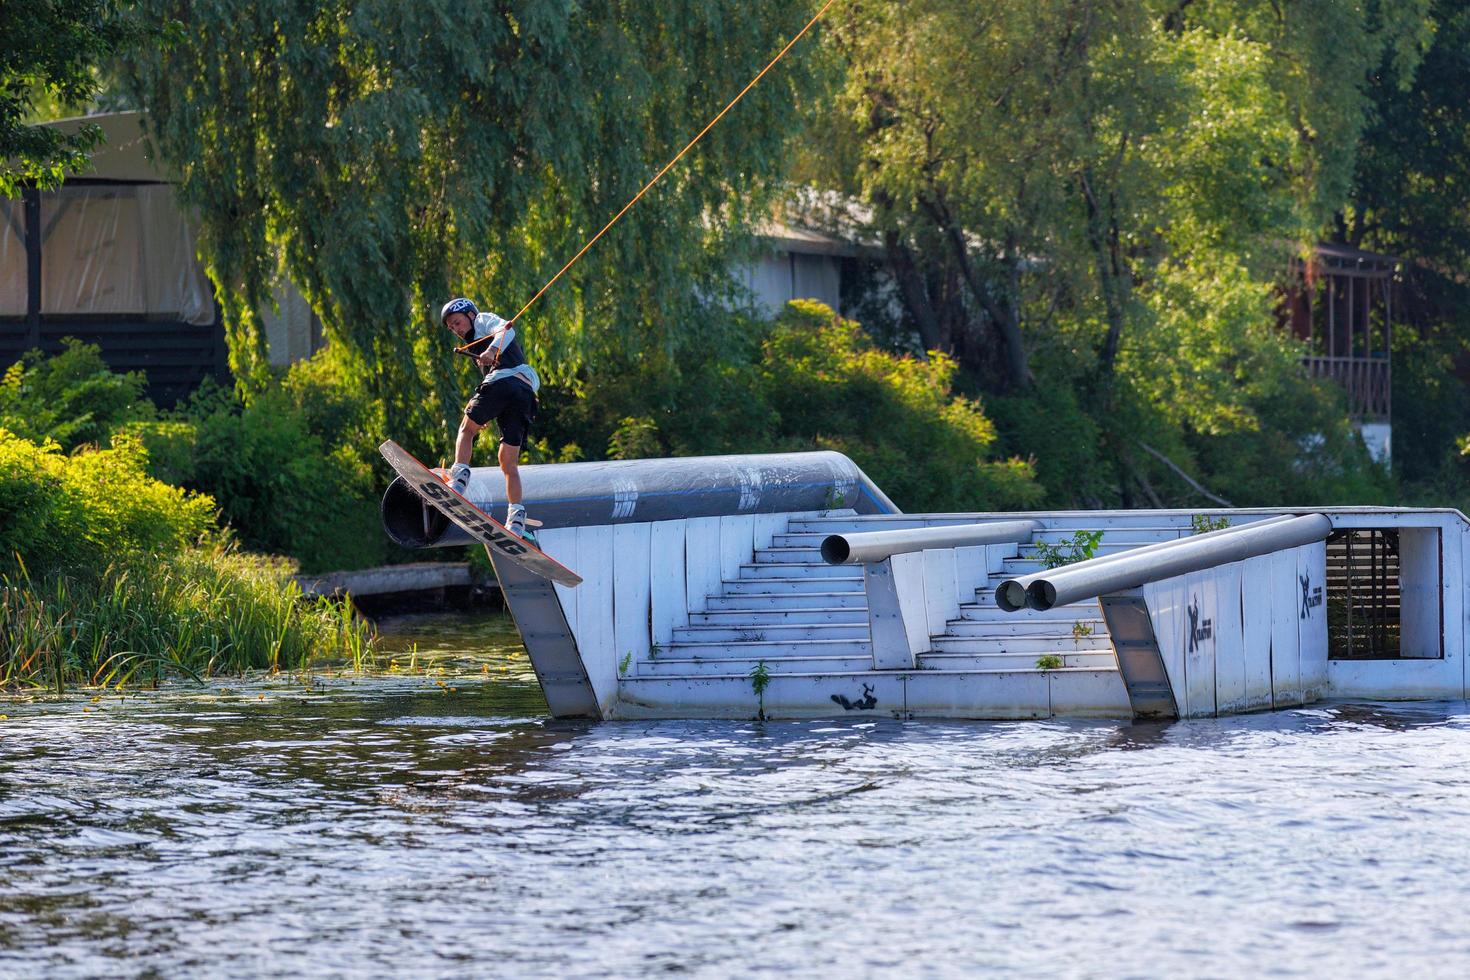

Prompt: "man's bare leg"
[445,416,482,494]
[454,416,482,466]
[499,441,534,540]
[499,441,522,504]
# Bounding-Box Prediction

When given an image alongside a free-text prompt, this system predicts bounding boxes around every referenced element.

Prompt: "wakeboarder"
[439,297,541,542]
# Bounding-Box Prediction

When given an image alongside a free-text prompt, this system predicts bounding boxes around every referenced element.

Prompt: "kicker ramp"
[382,451,899,717]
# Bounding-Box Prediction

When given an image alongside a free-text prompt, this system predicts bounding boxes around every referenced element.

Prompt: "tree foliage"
[532,300,1042,512]
[803,0,1430,506]
[0,0,132,196]
[1346,0,1470,498]
[118,0,828,452]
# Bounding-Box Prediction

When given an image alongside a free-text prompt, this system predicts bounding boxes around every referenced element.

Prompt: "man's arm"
[475,318,514,370]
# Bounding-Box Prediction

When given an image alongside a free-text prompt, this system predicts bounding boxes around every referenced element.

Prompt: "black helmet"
[440,297,478,325]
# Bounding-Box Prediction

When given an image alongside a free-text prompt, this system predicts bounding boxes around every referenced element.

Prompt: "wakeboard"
[379,440,583,588]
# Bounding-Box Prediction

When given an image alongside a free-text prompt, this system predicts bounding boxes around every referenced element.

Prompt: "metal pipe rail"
[382,450,900,547]
[990,514,1296,610]
[995,513,1333,611]
[821,520,1041,565]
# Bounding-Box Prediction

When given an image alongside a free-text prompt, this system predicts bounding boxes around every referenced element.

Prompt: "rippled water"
[4,613,1470,976]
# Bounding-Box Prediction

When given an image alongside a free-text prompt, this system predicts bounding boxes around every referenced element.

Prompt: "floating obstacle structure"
[382,453,1468,720]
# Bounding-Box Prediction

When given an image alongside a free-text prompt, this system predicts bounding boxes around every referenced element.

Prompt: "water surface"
[3,611,1470,976]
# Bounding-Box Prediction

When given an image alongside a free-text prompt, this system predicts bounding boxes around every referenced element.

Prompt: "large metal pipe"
[996,513,1332,611]
[821,520,1040,565]
[992,514,1298,611]
[382,450,900,548]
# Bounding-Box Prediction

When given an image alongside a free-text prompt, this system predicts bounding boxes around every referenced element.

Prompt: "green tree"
[118,0,828,454]
[532,301,1042,511]
[1345,0,1470,498]
[1,0,133,195]
[809,0,1428,505]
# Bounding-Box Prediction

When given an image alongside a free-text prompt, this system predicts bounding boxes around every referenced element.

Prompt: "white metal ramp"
[614,514,1194,719]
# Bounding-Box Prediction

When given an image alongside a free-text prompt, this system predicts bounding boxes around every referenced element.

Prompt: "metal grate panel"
[1326,528,1400,659]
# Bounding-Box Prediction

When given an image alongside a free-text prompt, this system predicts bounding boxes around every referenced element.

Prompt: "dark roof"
[1315,242,1401,272]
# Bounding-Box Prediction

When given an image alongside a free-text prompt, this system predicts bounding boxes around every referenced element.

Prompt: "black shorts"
[465,378,538,447]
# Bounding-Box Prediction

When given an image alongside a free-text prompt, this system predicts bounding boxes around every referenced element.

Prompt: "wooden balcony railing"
[1303,355,1390,421]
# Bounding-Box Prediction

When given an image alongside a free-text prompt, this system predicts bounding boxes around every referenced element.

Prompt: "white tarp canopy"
[0,200,23,317]
[0,184,213,325]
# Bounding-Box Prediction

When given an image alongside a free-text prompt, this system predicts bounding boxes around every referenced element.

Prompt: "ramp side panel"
[923,549,958,637]
[892,552,931,656]
[1297,541,1329,700]
[1241,556,1274,710]
[1213,564,1248,714]
[650,521,687,646]
[953,545,989,600]
[489,550,599,718]
[1269,549,1302,707]
[719,516,756,583]
[613,523,653,674]
[684,516,721,615]
[866,559,914,670]
[541,527,578,628]
[576,525,618,709]
[1184,570,1217,718]
[752,513,788,551]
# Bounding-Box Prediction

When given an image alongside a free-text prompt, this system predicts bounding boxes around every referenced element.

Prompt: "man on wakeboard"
[439,297,541,543]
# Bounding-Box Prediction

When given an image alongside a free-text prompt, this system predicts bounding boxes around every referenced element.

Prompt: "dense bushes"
[0,428,375,690]
[754,303,1041,511]
[163,379,387,573]
[0,339,155,451]
[532,301,1041,512]
[0,340,391,573]
[0,429,214,576]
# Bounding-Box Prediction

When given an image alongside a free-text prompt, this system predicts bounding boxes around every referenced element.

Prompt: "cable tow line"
[454,0,840,356]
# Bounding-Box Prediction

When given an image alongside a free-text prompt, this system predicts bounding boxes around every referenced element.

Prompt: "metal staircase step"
[671,623,869,643]
[722,578,865,595]
[771,532,840,548]
[690,607,869,625]
[928,634,1113,654]
[740,562,861,579]
[954,602,1102,621]
[918,651,1117,671]
[754,547,826,563]
[638,654,876,677]
[662,637,873,659]
[941,618,1107,637]
[707,591,868,609]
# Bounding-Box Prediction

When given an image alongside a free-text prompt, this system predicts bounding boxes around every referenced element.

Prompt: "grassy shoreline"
[1,427,383,691]
[1,545,377,693]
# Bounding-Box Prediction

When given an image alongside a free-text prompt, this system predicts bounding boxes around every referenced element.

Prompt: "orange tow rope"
[455,0,840,356]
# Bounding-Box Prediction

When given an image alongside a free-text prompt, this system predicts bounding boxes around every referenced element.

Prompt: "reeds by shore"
[0,545,375,691]
[1,428,382,690]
